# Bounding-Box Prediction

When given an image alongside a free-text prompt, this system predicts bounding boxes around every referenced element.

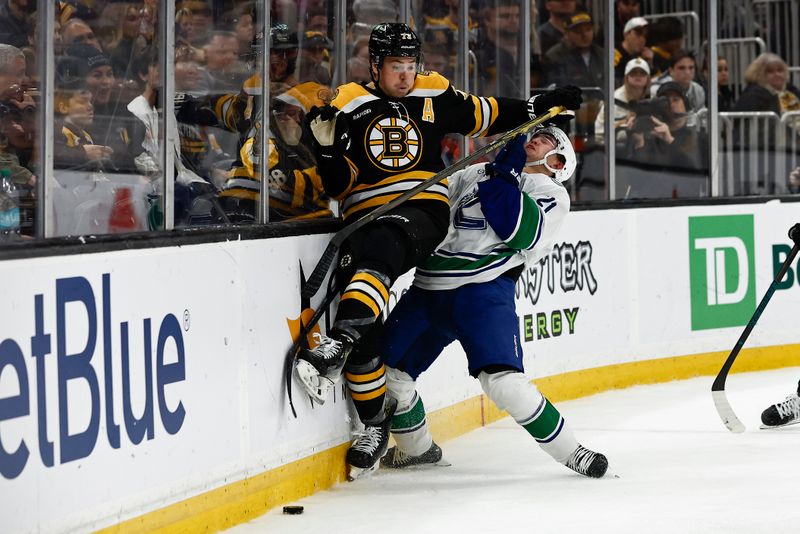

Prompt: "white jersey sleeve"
[414,164,570,290]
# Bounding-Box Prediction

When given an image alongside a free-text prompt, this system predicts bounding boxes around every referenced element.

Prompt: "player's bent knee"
[385,366,417,411]
[479,370,544,422]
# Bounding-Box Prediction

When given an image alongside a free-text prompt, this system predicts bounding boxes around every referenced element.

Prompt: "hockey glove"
[307,105,350,152]
[527,85,583,119]
[487,134,527,185]
[174,93,218,127]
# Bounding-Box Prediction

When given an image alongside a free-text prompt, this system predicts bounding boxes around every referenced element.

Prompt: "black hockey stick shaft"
[285,281,339,418]
[301,105,568,300]
[712,223,800,392]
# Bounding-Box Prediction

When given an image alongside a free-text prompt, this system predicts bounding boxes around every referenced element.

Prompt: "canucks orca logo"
[365,116,422,170]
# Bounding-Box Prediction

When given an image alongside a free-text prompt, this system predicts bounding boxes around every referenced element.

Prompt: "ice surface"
[227,367,800,533]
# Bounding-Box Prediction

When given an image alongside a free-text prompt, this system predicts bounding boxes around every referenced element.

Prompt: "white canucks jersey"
[414,163,570,290]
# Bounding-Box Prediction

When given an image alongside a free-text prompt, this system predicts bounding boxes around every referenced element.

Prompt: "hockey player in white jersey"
[376,127,609,478]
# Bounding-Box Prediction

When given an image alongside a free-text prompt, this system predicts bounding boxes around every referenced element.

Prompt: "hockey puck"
[283,506,304,515]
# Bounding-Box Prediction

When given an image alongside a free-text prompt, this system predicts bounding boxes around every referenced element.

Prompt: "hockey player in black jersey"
[295,22,583,477]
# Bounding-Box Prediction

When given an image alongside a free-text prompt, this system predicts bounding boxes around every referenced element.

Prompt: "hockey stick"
[712,223,800,433]
[285,276,339,418]
[301,105,568,300]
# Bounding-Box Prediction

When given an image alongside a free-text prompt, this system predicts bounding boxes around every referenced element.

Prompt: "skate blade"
[294,360,334,405]
[347,462,380,481]
[759,419,800,430]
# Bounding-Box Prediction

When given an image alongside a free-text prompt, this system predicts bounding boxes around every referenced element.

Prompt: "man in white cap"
[614,16,652,85]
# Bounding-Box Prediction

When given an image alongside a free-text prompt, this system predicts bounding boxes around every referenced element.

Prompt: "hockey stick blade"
[712,390,745,433]
[285,284,339,418]
[300,106,568,300]
[711,229,800,432]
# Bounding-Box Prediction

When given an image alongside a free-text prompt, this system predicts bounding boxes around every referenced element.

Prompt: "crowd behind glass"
[0,0,798,240]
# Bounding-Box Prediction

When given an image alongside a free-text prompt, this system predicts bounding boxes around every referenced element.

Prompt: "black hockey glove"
[527,85,583,119]
[174,93,218,126]
[487,134,527,185]
[306,105,350,155]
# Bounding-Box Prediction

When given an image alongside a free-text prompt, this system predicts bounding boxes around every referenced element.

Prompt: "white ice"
[227,367,800,534]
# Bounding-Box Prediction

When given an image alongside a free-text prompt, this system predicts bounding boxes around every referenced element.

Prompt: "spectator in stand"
[623,81,706,171]
[476,0,523,96]
[302,7,329,35]
[63,43,139,172]
[127,46,161,177]
[734,53,800,117]
[53,71,114,171]
[596,57,650,144]
[182,0,214,46]
[0,93,36,189]
[614,17,652,86]
[202,31,247,91]
[175,7,194,48]
[789,167,800,194]
[0,0,32,48]
[297,31,333,85]
[595,0,647,46]
[537,0,576,56]
[646,16,684,77]
[223,3,256,62]
[347,56,370,84]
[424,0,478,42]
[650,50,706,115]
[0,43,25,101]
[702,55,734,112]
[174,43,208,95]
[61,18,104,52]
[543,10,604,89]
[104,4,148,79]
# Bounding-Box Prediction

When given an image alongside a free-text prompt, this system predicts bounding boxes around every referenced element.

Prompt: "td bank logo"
[689,215,756,330]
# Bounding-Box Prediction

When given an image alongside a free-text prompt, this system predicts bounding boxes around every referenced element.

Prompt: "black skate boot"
[380,442,446,469]
[564,444,608,478]
[347,398,398,481]
[295,331,353,405]
[761,393,800,428]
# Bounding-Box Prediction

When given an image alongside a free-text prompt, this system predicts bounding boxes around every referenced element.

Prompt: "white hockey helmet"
[526,126,576,183]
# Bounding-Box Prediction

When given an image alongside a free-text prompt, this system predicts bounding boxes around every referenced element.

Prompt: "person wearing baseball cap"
[614,16,653,85]
[543,10,604,88]
[596,57,651,144]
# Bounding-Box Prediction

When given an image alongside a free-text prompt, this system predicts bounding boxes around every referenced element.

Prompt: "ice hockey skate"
[347,399,397,481]
[564,444,608,478]
[294,332,353,404]
[760,392,800,429]
[380,442,450,469]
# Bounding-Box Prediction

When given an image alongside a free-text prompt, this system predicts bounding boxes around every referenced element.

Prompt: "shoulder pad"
[332,83,372,109]
[411,71,450,92]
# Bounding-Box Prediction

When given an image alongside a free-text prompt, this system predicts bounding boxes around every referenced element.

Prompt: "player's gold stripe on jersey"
[341,290,381,316]
[351,272,390,303]
[343,191,448,219]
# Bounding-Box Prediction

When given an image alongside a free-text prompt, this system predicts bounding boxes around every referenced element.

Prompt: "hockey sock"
[345,356,388,425]
[479,370,578,464]
[335,269,390,340]
[391,394,433,456]
[386,367,433,456]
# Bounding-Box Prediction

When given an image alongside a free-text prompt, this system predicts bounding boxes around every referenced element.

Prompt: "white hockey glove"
[307,105,350,152]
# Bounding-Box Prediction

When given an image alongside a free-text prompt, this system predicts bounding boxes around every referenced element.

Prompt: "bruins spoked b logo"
[365,116,422,170]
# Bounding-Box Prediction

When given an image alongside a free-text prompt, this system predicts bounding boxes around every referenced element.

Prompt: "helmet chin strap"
[525,156,557,175]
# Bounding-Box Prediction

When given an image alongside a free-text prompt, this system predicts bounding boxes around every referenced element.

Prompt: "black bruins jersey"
[322,71,529,220]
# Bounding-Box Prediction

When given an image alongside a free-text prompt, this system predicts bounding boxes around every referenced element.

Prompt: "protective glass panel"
[716,0,800,196]
[47,2,163,236]
[612,1,711,199]
[0,18,36,240]
[537,0,608,201]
